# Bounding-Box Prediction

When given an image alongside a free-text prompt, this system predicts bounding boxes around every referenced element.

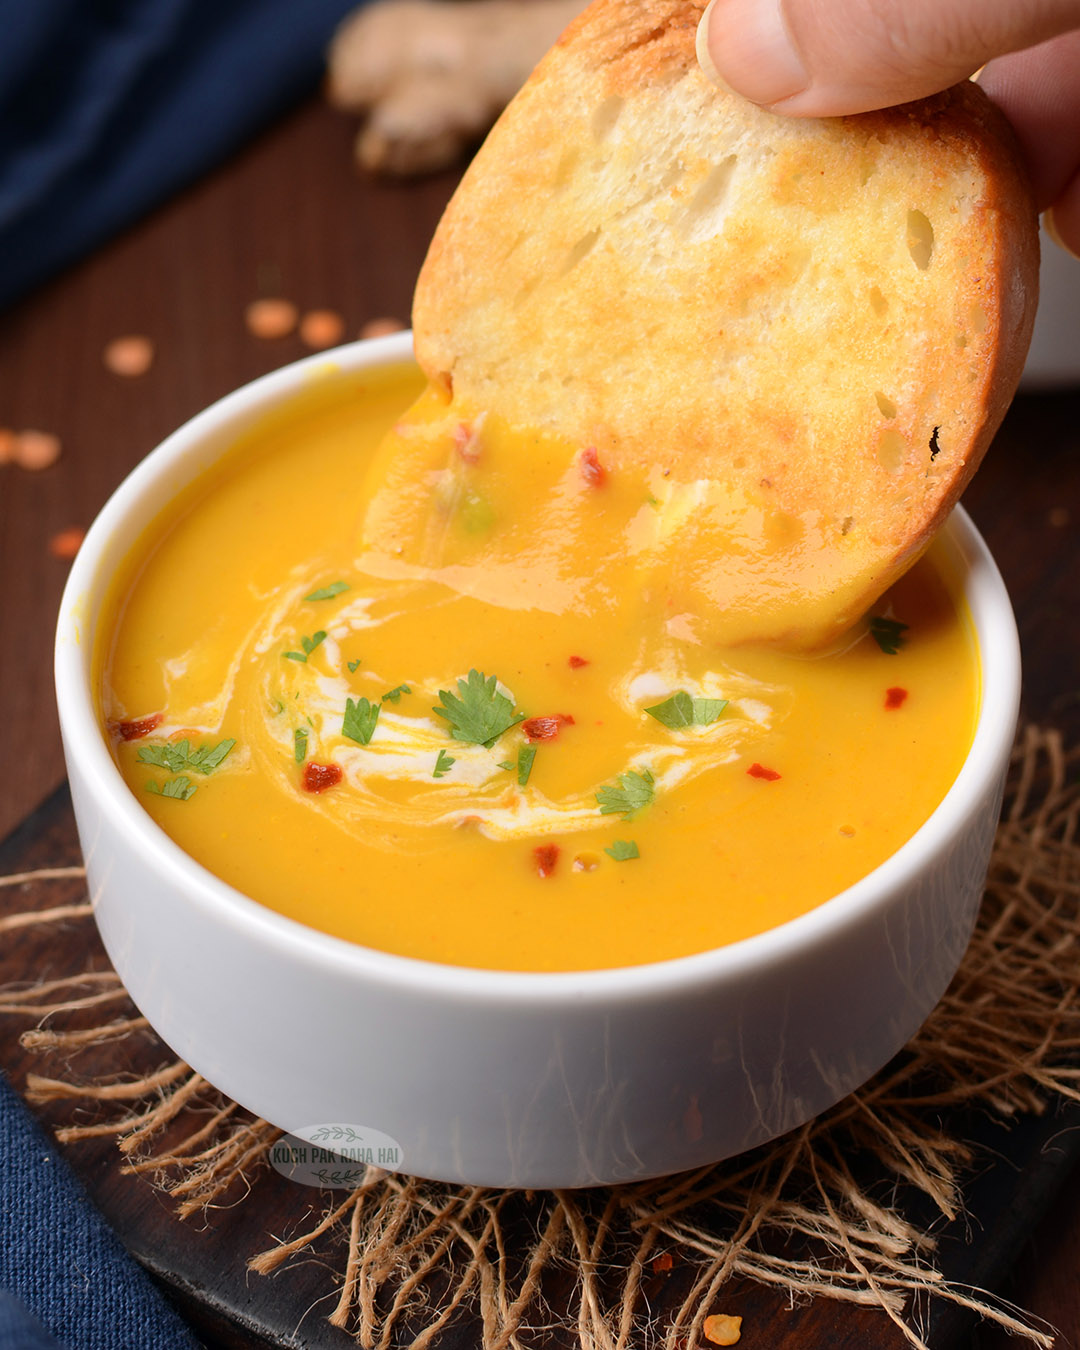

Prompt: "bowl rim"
[55,331,1021,1006]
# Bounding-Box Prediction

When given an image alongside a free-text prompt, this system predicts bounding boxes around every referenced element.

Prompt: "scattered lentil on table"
[359,316,406,339]
[12,430,61,471]
[245,298,299,339]
[49,527,85,560]
[299,308,346,349]
[703,1312,742,1346]
[103,335,155,377]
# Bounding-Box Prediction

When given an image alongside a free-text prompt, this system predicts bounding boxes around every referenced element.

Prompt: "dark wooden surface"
[1,92,1079,1346]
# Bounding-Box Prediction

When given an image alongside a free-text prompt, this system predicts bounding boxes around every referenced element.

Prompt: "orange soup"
[98,362,979,971]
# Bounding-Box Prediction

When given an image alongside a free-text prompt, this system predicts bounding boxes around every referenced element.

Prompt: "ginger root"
[327,0,580,175]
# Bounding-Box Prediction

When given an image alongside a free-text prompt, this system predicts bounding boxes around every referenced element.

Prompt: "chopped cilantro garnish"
[343,697,379,745]
[190,739,235,772]
[136,743,183,771]
[433,669,525,747]
[145,775,197,801]
[137,738,236,776]
[304,581,350,602]
[433,749,455,778]
[645,691,727,730]
[347,659,362,673]
[869,616,908,655]
[596,768,655,819]
[605,840,640,861]
[381,684,411,704]
[284,631,328,663]
[517,745,537,787]
[294,728,308,763]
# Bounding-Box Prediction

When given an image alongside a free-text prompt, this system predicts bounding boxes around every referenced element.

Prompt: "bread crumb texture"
[414,0,1038,645]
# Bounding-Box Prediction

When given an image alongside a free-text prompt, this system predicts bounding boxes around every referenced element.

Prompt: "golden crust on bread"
[412,0,1038,645]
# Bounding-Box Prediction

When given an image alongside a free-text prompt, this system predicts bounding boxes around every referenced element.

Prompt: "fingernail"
[696,0,725,85]
[1044,207,1080,262]
[696,0,809,106]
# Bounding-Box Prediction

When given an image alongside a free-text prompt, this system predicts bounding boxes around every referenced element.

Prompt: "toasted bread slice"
[410,0,1038,647]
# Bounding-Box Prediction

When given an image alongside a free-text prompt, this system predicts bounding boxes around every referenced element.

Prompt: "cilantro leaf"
[433,749,455,778]
[145,775,197,801]
[136,742,185,772]
[305,581,350,602]
[432,669,525,747]
[137,738,235,776]
[284,631,328,664]
[869,616,908,655]
[343,697,380,745]
[187,739,236,773]
[596,768,655,819]
[294,728,308,763]
[605,840,640,861]
[645,691,728,730]
[381,684,411,704]
[517,745,537,787]
[347,659,362,673]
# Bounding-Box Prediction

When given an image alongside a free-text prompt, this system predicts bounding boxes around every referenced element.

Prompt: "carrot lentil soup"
[98,362,979,972]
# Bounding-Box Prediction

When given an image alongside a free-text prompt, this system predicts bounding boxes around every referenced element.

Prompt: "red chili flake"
[522,714,575,742]
[747,763,781,781]
[534,844,560,878]
[652,1252,674,1274]
[452,421,482,464]
[579,446,606,487]
[568,655,590,669]
[113,714,162,742]
[303,762,343,793]
[885,686,908,709]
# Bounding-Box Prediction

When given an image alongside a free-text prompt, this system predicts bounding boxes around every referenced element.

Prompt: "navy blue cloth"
[0,1071,201,1350]
[0,0,363,311]
[0,1292,63,1350]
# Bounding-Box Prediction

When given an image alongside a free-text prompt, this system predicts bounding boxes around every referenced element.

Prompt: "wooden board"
[3,783,1078,1349]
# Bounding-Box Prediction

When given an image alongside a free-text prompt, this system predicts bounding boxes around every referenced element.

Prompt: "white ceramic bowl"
[55,332,1020,1189]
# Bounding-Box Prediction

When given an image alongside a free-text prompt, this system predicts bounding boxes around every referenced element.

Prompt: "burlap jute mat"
[2,724,1078,1349]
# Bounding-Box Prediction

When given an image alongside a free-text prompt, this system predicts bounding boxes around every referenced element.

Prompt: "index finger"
[978,28,1080,252]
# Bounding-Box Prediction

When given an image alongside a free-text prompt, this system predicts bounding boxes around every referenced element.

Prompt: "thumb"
[698,0,1080,116]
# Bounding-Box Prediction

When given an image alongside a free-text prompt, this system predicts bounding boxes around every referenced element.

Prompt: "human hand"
[697,0,1080,256]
